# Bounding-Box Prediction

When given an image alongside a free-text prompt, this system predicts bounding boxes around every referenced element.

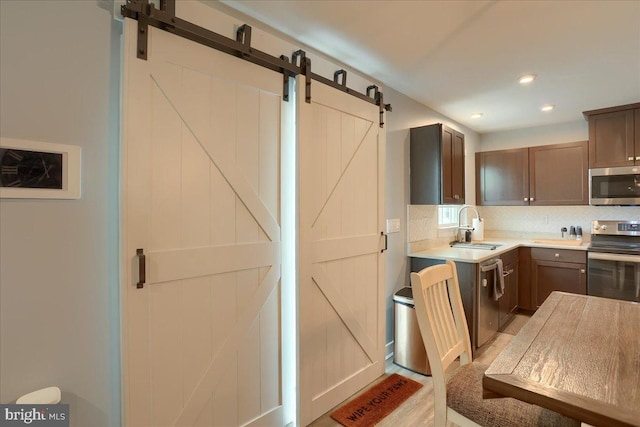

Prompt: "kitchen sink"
[450,242,502,250]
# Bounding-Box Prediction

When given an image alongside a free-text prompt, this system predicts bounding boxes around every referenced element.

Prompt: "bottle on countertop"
[569,226,576,240]
[576,226,583,241]
[561,227,568,239]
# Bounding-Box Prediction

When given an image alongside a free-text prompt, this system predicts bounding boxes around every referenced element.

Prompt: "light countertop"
[408,238,588,264]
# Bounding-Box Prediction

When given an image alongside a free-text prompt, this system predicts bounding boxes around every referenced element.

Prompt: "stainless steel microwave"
[589,166,640,205]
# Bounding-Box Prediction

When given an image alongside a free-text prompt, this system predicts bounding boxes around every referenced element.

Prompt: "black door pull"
[136,248,146,289]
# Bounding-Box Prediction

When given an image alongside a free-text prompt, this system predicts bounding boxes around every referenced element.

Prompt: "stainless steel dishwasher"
[476,258,501,348]
[393,287,431,375]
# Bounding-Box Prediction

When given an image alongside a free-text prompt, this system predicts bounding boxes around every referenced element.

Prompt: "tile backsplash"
[479,205,640,235]
[408,204,640,252]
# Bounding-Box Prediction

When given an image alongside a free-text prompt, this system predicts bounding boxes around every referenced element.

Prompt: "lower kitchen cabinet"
[411,257,475,348]
[530,248,587,308]
[499,249,518,329]
[517,247,534,311]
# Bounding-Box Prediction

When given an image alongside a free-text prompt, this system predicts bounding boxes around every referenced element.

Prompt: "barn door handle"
[136,248,146,289]
[381,231,388,253]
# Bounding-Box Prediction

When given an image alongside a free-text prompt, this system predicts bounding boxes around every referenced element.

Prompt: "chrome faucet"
[457,205,481,242]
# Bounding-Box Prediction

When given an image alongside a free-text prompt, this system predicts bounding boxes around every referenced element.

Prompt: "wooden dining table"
[483,291,640,427]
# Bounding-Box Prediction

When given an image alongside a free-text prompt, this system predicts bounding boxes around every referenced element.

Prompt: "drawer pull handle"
[555,253,560,258]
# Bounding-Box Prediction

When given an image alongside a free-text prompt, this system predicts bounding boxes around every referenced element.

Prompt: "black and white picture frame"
[0,138,81,199]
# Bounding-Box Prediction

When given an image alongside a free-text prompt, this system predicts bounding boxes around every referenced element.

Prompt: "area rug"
[330,373,423,427]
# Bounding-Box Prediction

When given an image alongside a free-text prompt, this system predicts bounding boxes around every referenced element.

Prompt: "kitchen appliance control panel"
[592,220,640,236]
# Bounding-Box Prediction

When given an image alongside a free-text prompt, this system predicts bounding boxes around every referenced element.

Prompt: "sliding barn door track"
[122,0,392,127]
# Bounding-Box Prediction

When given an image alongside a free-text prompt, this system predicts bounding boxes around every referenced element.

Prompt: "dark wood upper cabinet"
[529,141,589,205]
[410,123,465,205]
[476,141,588,206]
[583,103,640,168]
[475,148,529,205]
[636,108,640,161]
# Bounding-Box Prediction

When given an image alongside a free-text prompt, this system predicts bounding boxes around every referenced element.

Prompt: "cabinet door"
[517,247,533,311]
[635,108,640,164]
[441,126,455,204]
[588,109,635,168]
[476,148,529,205]
[441,126,465,204]
[532,260,587,307]
[529,141,588,205]
[452,129,465,204]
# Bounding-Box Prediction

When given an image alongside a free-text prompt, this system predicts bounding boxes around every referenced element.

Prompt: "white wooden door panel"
[299,78,386,424]
[123,18,283,427]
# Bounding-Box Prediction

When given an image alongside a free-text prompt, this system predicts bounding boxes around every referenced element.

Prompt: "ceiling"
[220,0,640,134]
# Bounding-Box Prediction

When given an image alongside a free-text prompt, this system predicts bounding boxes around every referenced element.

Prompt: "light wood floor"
[309,314,531,427]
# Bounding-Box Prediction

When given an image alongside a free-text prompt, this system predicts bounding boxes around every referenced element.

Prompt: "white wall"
[480,119,588,150]
[0,1,121,426]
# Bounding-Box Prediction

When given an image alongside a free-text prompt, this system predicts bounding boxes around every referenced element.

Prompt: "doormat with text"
[330,373,423,427]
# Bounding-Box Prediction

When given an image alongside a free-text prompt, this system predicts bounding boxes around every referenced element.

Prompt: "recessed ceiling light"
[471,113,483,119]
[540,104,555,112]
[519,74,536,84]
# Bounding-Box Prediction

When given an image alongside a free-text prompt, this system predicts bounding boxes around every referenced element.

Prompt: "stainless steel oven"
[589,166,640,205]
[588,220,640,302]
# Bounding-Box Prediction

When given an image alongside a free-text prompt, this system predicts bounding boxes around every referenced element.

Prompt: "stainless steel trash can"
[393,287,431,375]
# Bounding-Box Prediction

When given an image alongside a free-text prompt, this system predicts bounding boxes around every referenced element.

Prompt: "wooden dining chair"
[410,260,580,427]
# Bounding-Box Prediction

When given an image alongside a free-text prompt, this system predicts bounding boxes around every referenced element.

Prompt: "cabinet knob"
[524,197,529,201]
[554,253,560,258]
[629,156,634,161]
[454,194,459,199]
[580,269,586,274]
[530,197,534,202]
[636,156,640,161]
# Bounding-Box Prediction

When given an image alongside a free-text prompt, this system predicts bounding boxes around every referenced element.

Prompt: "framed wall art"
[0,138,81,199]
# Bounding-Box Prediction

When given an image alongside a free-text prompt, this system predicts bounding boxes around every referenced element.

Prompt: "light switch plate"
[386,218,401,234]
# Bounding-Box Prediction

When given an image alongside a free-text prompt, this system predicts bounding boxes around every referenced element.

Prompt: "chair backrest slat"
[431,280,456,353]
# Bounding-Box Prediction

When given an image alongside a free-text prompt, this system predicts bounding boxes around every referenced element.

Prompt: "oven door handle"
[588,252,640,263]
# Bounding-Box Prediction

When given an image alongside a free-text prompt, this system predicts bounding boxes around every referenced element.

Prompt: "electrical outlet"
[386,218,400,234]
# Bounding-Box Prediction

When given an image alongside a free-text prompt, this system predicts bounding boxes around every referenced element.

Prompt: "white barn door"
[298,78,386,425]
[121,18,285,426]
